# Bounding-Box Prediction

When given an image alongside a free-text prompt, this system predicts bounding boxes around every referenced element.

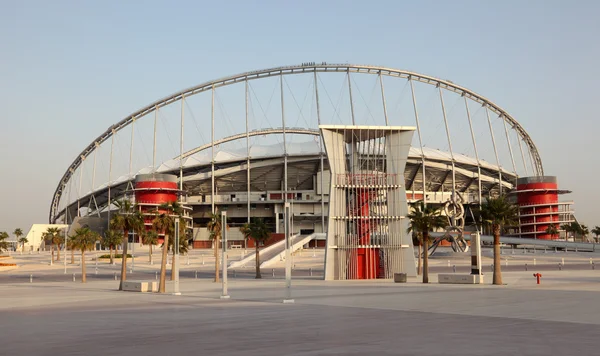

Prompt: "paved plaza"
[1,249,600,355]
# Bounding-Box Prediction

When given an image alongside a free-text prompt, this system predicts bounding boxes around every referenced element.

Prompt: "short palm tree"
[0,231,9,253]
[407,201,448,283]
[480,195,518,285]
[72,227,100,283]
[167,221,189,279]
[67,234,77,264]
[18,236,28,253]
[44,227,63,261]
[545,224,559,240]
[110,199,144,290]
[13,228,24,252]
[592,226,600,243]
[102,229,122,265]
[207,212,222,283]
[151,201,183,292]
[142,230,159,263]
[240,218,271,279]
[581,224,590,242]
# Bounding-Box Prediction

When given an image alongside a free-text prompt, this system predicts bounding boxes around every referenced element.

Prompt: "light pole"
[220,212,230,299]
[64,226,68,274]
[173,218,181,295]
[283,202,294,303]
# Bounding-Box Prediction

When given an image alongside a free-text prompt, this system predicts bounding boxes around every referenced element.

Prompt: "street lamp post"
[283,202,294,303]
[220,212,230,299]
[173,218,181,295]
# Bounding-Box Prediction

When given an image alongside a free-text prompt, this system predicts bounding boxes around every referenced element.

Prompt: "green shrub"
[99,253,132,259]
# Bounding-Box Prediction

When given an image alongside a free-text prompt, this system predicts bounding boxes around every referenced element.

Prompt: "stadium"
[47,63,576,273]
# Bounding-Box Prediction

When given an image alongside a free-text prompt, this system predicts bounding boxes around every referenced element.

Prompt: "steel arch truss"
[50,63,542,223]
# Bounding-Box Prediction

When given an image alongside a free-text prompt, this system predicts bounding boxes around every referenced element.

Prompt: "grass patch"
[99,254,132,259]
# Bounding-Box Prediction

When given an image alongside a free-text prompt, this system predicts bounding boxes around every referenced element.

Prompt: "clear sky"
[1,0,599,234]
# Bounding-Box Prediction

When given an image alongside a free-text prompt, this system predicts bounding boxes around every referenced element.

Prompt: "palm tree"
[407,201,448,283]
[545,224,559,240]
[152,210,175,293]
[411,232,423,275]
[168,221,189,280]
[72,227,100,283]
[480,195,518,285]
[18,237,28,253]
[240,218,271,279]
[581,224,590,242]
[110,199,144,290]
[0,231,9,253]
[13,228,23,252]
[141,230,159,263]
[207,212,222,283]
[102,229,122,265]
[592,226,600,243]
[67,234,77,264]
[44,227,63,261]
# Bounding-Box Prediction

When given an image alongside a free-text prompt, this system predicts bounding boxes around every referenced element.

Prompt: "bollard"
[558,263,562,271]
[313,247,316,257]
[525,264,528,271]
[114,272,117,280]
[452,265,456,273]
[72,273,75,282]
[591,258,593,265]
[491,264,494,272]
[29,274,32,283]
[201,256,205,265]
[544,247,547,254]
[155,271,158,280]
[233,270,236,278]
[523,248,526,254]
[533,258,536,266]
[511,248,514,255]
[309,268,313,277]
[95,267,98,275]
[575,247,578,253]
[554,247,557,253]
[272,269,275,277]
[447,260,450,267]
[194,270,197,279]
[186,254,190,266]
[533,273,542,284]
[593,262,596,270]
[505,259,508,267]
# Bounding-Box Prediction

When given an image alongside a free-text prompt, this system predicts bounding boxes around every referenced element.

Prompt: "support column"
[153,105,158,171]
[180,95,185,193]
[280,74,288,207]
[77,156,84,217]
[409,78,427,205]
[379,72,389,125]
[211,85,215,214]
[439,88,456,223]
[246,80,251,227]
[347,69,356,125]
[502,117,517,179]
[464,97,482,205]
[517,135,529,176]
[283,202,293,303]
[485,107,503,194]
[107,131,115,224]
[314,71,325,233]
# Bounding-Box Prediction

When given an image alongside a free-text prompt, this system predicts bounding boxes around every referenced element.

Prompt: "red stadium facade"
[515,176,574,240]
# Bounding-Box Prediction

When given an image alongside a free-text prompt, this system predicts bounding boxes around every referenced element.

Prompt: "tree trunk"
[422,231,429,283]
[51,245,54,262]
[171,248,175,281]
[492,224,503,285]
[81,250,87,283]
[149,245,152,263]
[71,248,75,264]
[255,243,261,279]
[56,245,60,261]
[214,235,220,282]
[119,230,129,290]
[110,246,114,265]
[159,234,169,293]
[417,243,422,275]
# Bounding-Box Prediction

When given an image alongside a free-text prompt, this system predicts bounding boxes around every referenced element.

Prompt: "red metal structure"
[134,173,188,243]
[515,176,573,240]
